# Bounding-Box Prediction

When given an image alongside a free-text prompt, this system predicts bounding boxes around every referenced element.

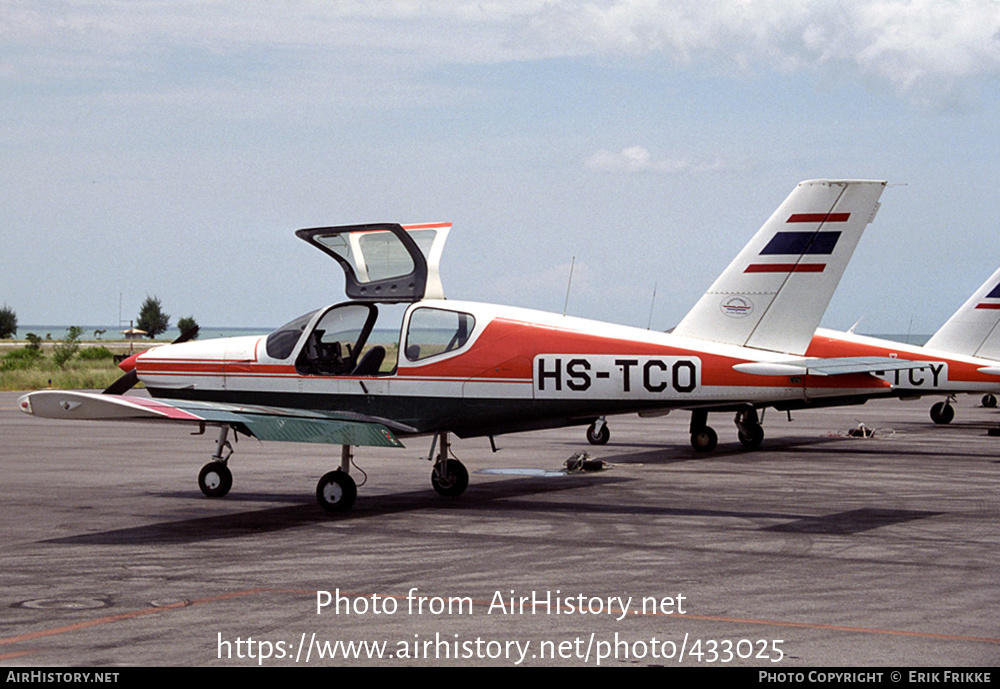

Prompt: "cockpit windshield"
[265,310,318,360]
[296,304,374,375]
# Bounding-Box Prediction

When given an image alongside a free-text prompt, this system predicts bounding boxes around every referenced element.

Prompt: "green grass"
[0,344,138,392]
[0,359,124,392]
[2,339,404,391]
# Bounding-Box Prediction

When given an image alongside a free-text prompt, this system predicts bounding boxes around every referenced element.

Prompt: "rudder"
[672,179,886,355]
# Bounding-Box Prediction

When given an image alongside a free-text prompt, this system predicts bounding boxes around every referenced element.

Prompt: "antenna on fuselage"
[646,282,657,330]
[563,256,575,317]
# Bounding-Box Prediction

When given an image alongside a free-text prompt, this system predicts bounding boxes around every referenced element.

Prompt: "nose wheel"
[316,469,358,512]
[198,426,235,497]
[198,461,233,497]
[586,418,610,445]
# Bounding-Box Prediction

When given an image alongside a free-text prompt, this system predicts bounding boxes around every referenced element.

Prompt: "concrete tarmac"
[1,391,998,667]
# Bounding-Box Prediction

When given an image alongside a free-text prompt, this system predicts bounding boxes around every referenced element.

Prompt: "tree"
[177,315,199,339]
[52,326,83,368]
[137,295,170,339]
[0,304,16,339]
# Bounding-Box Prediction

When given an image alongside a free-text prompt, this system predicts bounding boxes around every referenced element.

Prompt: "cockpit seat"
[351,345,386,376]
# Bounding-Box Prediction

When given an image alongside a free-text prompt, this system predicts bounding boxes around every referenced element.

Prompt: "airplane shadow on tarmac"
[41,470,941,547]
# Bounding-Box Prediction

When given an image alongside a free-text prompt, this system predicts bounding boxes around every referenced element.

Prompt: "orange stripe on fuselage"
[806,333,991,383]
[401,318,888,390]
[137,360,296,376]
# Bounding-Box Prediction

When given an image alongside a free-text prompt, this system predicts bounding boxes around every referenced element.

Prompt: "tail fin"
[923,265,1000,360]
[672,179,886,355]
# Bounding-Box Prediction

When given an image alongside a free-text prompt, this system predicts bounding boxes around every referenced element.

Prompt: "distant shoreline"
[9,325,275,342]
[6,325,931,348]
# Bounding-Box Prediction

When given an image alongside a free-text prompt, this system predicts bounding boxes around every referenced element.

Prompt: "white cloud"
[3,1,998,107]
[585,146,727,174]
[523,0,1000,106]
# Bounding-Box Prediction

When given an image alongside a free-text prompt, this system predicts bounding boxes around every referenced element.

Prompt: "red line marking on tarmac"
[0,587,307,657]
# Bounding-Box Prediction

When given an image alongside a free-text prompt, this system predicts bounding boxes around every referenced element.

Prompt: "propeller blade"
[103,369,139,395]
[174,325,199,344]
[103,325,200,395]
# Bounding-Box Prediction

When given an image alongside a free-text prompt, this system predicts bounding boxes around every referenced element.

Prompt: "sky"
[3,1,1000,336]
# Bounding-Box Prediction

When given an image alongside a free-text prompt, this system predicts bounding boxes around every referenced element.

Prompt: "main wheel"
[431,459,469,497]
[316,470,357,513]
[586,421,610,445]
[930,401,955,425]
[198,461,233,498]
[982,394,998,408]
[738,423,765,449]
[690,427,718,452]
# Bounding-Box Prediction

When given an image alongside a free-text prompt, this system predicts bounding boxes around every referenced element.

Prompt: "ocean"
[10,325,931,347]
[12,325,274,342]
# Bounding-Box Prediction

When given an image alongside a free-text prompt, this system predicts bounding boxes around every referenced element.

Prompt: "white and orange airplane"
[804,265,1000,424]
[18,179,926,512]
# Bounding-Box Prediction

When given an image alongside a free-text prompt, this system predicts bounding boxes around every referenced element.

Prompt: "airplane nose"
[118,352,140,372]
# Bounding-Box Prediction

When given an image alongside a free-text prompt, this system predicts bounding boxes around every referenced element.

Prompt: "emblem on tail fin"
[720,295,754,318]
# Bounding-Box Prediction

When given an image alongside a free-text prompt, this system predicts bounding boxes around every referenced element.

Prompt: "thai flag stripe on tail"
[976,283,1000,308]
[759,231,842,255]
[786,212,851,223]
[746,226,842,273]
[745,263,826,273]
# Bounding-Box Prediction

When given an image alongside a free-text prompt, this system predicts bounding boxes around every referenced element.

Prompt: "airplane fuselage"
[134,300,891,438]
[807,328,1000,396]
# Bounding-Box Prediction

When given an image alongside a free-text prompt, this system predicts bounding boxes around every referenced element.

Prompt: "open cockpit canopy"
[296,222,450,303]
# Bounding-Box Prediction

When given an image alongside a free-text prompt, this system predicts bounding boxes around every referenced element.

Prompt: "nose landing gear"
[198,426,235,498]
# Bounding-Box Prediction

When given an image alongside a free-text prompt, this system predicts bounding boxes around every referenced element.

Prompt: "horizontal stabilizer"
[734,357,938,377]
[17,391,407,448]
[673,179,886,355]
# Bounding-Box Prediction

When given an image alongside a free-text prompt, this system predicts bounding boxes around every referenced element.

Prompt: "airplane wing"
[17,390,409,448]
[733,356,938,377]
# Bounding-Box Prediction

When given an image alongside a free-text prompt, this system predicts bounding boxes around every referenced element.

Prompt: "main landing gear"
[689,410,718,452]
[735,407,765,449]
[690,408,764,451]
[196,426,470,513]
[930,397,957,425]
[427,432,469,498]
[315,433,471,512]
[581,410,764,453]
